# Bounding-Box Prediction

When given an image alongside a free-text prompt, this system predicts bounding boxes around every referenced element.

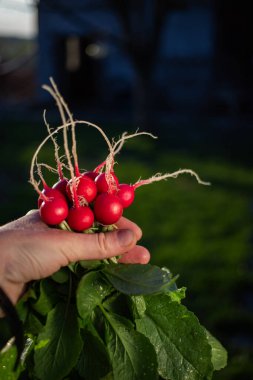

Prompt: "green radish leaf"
[205,330,227,371]
[76,271,113,321]
[15,299,29,323]
[0,344,22,380]
[16,288,37,323]
[51,267,69,283]
[79,259,103,270]
[167,287,187,303]
[68,262,80,273]
[102,263,174,295]
[77,324,111,380]
[103,310,158,380]
[32,279,59,316]
[135,295,213,380]
[34,303,82,380]
[103,293,131,317]
[24,313,44,336]
[131,295,147,318]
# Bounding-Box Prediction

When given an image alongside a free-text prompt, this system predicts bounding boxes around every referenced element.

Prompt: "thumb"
[0,229,138,286]
[59,228,137,262]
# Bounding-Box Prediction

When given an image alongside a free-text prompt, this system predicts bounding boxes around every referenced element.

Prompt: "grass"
[0,120,252,379]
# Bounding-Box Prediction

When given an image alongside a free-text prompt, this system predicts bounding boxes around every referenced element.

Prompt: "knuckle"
[96,232,111,258]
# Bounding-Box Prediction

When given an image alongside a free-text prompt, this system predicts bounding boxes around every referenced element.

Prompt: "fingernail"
[117,229,135,247]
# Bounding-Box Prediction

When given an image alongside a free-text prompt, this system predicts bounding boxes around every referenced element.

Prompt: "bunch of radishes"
[38,166,142,231]
[30,79,209,233]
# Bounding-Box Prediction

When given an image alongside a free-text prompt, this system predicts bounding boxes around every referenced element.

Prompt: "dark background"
[1,1,253,379]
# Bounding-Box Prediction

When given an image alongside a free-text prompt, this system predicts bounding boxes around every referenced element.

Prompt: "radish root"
[133,169,211,189]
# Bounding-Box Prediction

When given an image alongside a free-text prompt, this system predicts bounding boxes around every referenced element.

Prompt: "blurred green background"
[1,118,253,379]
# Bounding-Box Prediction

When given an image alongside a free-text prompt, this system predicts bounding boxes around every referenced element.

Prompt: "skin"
[0,210,150,306]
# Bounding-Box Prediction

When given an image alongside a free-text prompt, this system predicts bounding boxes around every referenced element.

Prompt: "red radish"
[117,184,135,208]
[67,206,94,231]
[94,193,123,225]
[38,188,66,208]
[52,178,68,197]
[83,171,98,181]
[66,176,97,203]
[95,172,119,194]
[40,197,69,225]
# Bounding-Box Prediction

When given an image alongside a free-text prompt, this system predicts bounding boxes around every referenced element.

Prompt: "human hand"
[0,211,150,305]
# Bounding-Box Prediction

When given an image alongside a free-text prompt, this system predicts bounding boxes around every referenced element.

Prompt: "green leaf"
[76,272,113,321]
[15,300,29,323]
[34,303,82,380]
[135,295,213,380]
[103,310,158,380]
[167,287,187,303]
[77,323,111,380]
[16,288,36,323]
[32,279,59,316]
[24,313,44,336]
[103,293,131,317]
[102,264,174,295]
[79,260,103,270]
[0,344,21,380]
[68,262,80,273]
[205,330,227,371]
[51,267,69,283]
